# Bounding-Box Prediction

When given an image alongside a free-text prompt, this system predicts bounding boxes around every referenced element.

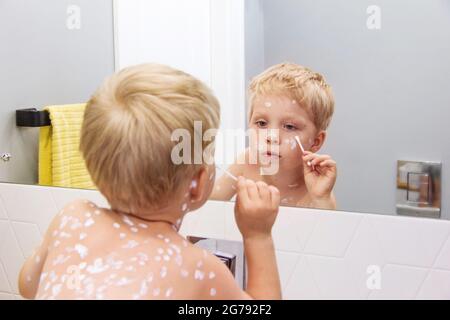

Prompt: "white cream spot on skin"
[264,101,272,108]
[79,262,87,270]
[165,288,173,297]
[52,284,62,296]
[167,249,173,256]
[155,255,162,262]
[85,212,92,218]
[181,203,188,212]
[152,288,160,297]
[138,223,148,229]
[54,240,61,248]
[160,266,168,278]
[52,230,59,237]
[140,280,148,296]
[197,260,203,268]
[94,210,101,215]
[194,270,205,280]
[113,223,120,229]
[123,216,134,226]
[87,258,110,274]
[35,255,41,264]
[84,218,95,228]
[190,180,198,189]
[288,183,299,188]
[80,233,87,240]
[163,255,170,262]
[209,272,216,280]
[210,288,217,296]
[181,269,189,278]
[119,233,126,240]
[182,241,188,248]
[164,238,170,244]
[116,277,132,287]
[130,227,139,233]
[122,240,139,249]
[59,231,72,238]
[26,275,32,282]
[74,244,88,259]
[290,138,297,150]
[157,234,164,239]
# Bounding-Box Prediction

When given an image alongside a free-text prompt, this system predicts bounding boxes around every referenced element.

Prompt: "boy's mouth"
[261,151,281,158]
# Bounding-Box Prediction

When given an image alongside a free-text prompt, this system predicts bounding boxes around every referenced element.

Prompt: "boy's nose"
[266,130,280,144]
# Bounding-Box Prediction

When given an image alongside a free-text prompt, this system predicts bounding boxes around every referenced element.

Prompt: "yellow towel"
[38,103,96,190]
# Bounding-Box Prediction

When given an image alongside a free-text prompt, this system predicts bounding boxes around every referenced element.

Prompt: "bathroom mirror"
[1,0,449,220]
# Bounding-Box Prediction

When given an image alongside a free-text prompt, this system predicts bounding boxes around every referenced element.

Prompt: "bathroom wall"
[1,183,449,299]
[0,0,115,186]
[255,0,450,219]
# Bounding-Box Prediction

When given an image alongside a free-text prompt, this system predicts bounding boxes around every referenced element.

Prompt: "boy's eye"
[255,120,267,128]
[283,124,297,131]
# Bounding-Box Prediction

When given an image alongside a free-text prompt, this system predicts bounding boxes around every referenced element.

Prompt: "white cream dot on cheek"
[209,271,216,279]
[119,233,126,239]
[166,288,173,297]
[130,227,139,233]
[181,203,188,212]
[138,223,148,229]
[154,256,162,262]
[264,101,272,108]
[113,223,120,229]
[210,288,217,296]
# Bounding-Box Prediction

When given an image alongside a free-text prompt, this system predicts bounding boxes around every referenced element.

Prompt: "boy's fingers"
[256,181,270,200]
[246,179,259,200]
[236,176,249,202]
[269,186,281,209]
[310,155,331,166]
[319,159,337,168]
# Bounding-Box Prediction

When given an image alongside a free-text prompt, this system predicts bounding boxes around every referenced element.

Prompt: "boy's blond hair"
[249,62,334,131]
[80,63,220,214]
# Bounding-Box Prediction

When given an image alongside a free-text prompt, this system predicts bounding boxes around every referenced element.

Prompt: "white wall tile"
[0,184,57,234]
[344,217,386,299]
[0,259,11,293]
[369,215,450,268]
[0,193,7,219]
[416,270,450,299]
[434,235,450,270]
[283,255,320,300]
[272,207,319,252]
[303,211,362,257]
[0,223,25,294]
[275,251,301,290]
[12,222,43,258]
[306,255,359,299]
[0,293,16,300]
[368,264,428,300]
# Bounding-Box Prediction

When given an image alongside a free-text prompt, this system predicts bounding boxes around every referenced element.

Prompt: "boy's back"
[31,200,242,300]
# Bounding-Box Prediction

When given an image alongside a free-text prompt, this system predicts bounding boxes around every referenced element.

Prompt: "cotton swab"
[295,136,312,167]
[216,165,238,182]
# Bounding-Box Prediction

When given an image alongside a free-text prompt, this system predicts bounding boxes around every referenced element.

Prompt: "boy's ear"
[310,130,327,153]
[188,166,210,209]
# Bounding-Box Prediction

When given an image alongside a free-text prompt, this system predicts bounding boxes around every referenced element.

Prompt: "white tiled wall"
[0,183,449,300]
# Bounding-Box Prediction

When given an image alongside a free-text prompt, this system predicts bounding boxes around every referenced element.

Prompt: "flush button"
[407,172,430,204]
